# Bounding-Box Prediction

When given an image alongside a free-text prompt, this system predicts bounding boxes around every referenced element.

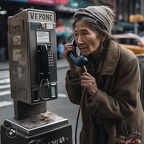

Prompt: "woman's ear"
[103,33,107,39]
[101,33,107,42]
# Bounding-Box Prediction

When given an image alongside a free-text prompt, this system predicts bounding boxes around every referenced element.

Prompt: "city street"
[1,0,144,144]
[0,59,82,144]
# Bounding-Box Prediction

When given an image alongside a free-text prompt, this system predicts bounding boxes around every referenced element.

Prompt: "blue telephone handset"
[69,39,88,67]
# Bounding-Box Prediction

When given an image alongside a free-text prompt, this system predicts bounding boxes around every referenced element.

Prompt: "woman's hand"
[81,72,98,95]
[63,42,78,71]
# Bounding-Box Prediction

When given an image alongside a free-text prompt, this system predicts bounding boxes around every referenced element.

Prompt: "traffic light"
[129,14,144,23]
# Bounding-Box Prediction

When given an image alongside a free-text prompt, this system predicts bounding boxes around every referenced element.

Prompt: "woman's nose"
[77,37,84,44]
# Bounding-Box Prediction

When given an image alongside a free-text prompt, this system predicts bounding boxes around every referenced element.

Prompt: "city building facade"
[0,0,93,61]
[116,0,144,33]
[88,0,144,33]
[0,0,144,61]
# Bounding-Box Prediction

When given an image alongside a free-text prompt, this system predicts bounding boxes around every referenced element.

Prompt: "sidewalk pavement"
[0,58,69,71]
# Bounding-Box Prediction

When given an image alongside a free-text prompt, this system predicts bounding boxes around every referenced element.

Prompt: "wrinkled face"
[74,20,102,56]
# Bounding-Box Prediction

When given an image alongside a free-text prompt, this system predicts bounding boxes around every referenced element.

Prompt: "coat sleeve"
[65,70,82,105]
[86,57,141,120]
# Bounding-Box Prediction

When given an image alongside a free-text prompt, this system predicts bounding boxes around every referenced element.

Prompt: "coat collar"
[98,40,120,75]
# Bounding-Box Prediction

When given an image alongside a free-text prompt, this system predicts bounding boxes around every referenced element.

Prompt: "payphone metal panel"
[8,9,58,104]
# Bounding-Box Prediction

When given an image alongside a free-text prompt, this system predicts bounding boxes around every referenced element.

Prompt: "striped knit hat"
[73,5,115,34]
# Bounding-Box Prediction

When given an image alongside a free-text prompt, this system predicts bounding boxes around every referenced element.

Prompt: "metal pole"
[134,15,138,34]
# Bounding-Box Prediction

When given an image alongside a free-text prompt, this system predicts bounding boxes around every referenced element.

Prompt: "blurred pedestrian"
[57,38,64,59]
[63,5,144,144]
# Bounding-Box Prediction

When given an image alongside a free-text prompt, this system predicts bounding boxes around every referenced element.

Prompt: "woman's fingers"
[81,72,98,95]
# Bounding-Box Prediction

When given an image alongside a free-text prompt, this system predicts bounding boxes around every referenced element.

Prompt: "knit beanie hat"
[73,5,115,34]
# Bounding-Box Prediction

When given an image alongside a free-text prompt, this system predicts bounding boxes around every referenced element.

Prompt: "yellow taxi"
[113,33,144,54]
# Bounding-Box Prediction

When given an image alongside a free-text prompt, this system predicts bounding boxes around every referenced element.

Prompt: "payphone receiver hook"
[39,78,50,100]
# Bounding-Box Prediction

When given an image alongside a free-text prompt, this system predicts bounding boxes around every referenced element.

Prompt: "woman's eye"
[83,32,88,36]
[74,33,78,37]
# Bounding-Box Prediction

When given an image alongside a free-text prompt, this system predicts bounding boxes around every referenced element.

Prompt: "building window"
[135,0,140,14]
[117,0,123,21]
[123,0,129,21]
[129,0,134,15]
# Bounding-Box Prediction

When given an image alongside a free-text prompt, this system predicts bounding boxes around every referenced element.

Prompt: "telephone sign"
[28,11,55,22]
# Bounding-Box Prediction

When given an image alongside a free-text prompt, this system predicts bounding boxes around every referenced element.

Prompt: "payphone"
[1,9,72,144]
[8,9,57,104]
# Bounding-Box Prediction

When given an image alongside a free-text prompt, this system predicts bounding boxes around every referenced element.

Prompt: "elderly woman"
[63,5,144,144]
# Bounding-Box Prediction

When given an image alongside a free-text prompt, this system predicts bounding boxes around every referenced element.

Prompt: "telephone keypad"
[48,53,54,67]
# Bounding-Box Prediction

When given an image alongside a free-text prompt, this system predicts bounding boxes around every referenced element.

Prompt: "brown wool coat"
[65,39,144,144]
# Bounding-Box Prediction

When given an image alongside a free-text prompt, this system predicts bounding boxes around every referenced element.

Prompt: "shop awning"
[56,26,71,37]
[119,22,134,29]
